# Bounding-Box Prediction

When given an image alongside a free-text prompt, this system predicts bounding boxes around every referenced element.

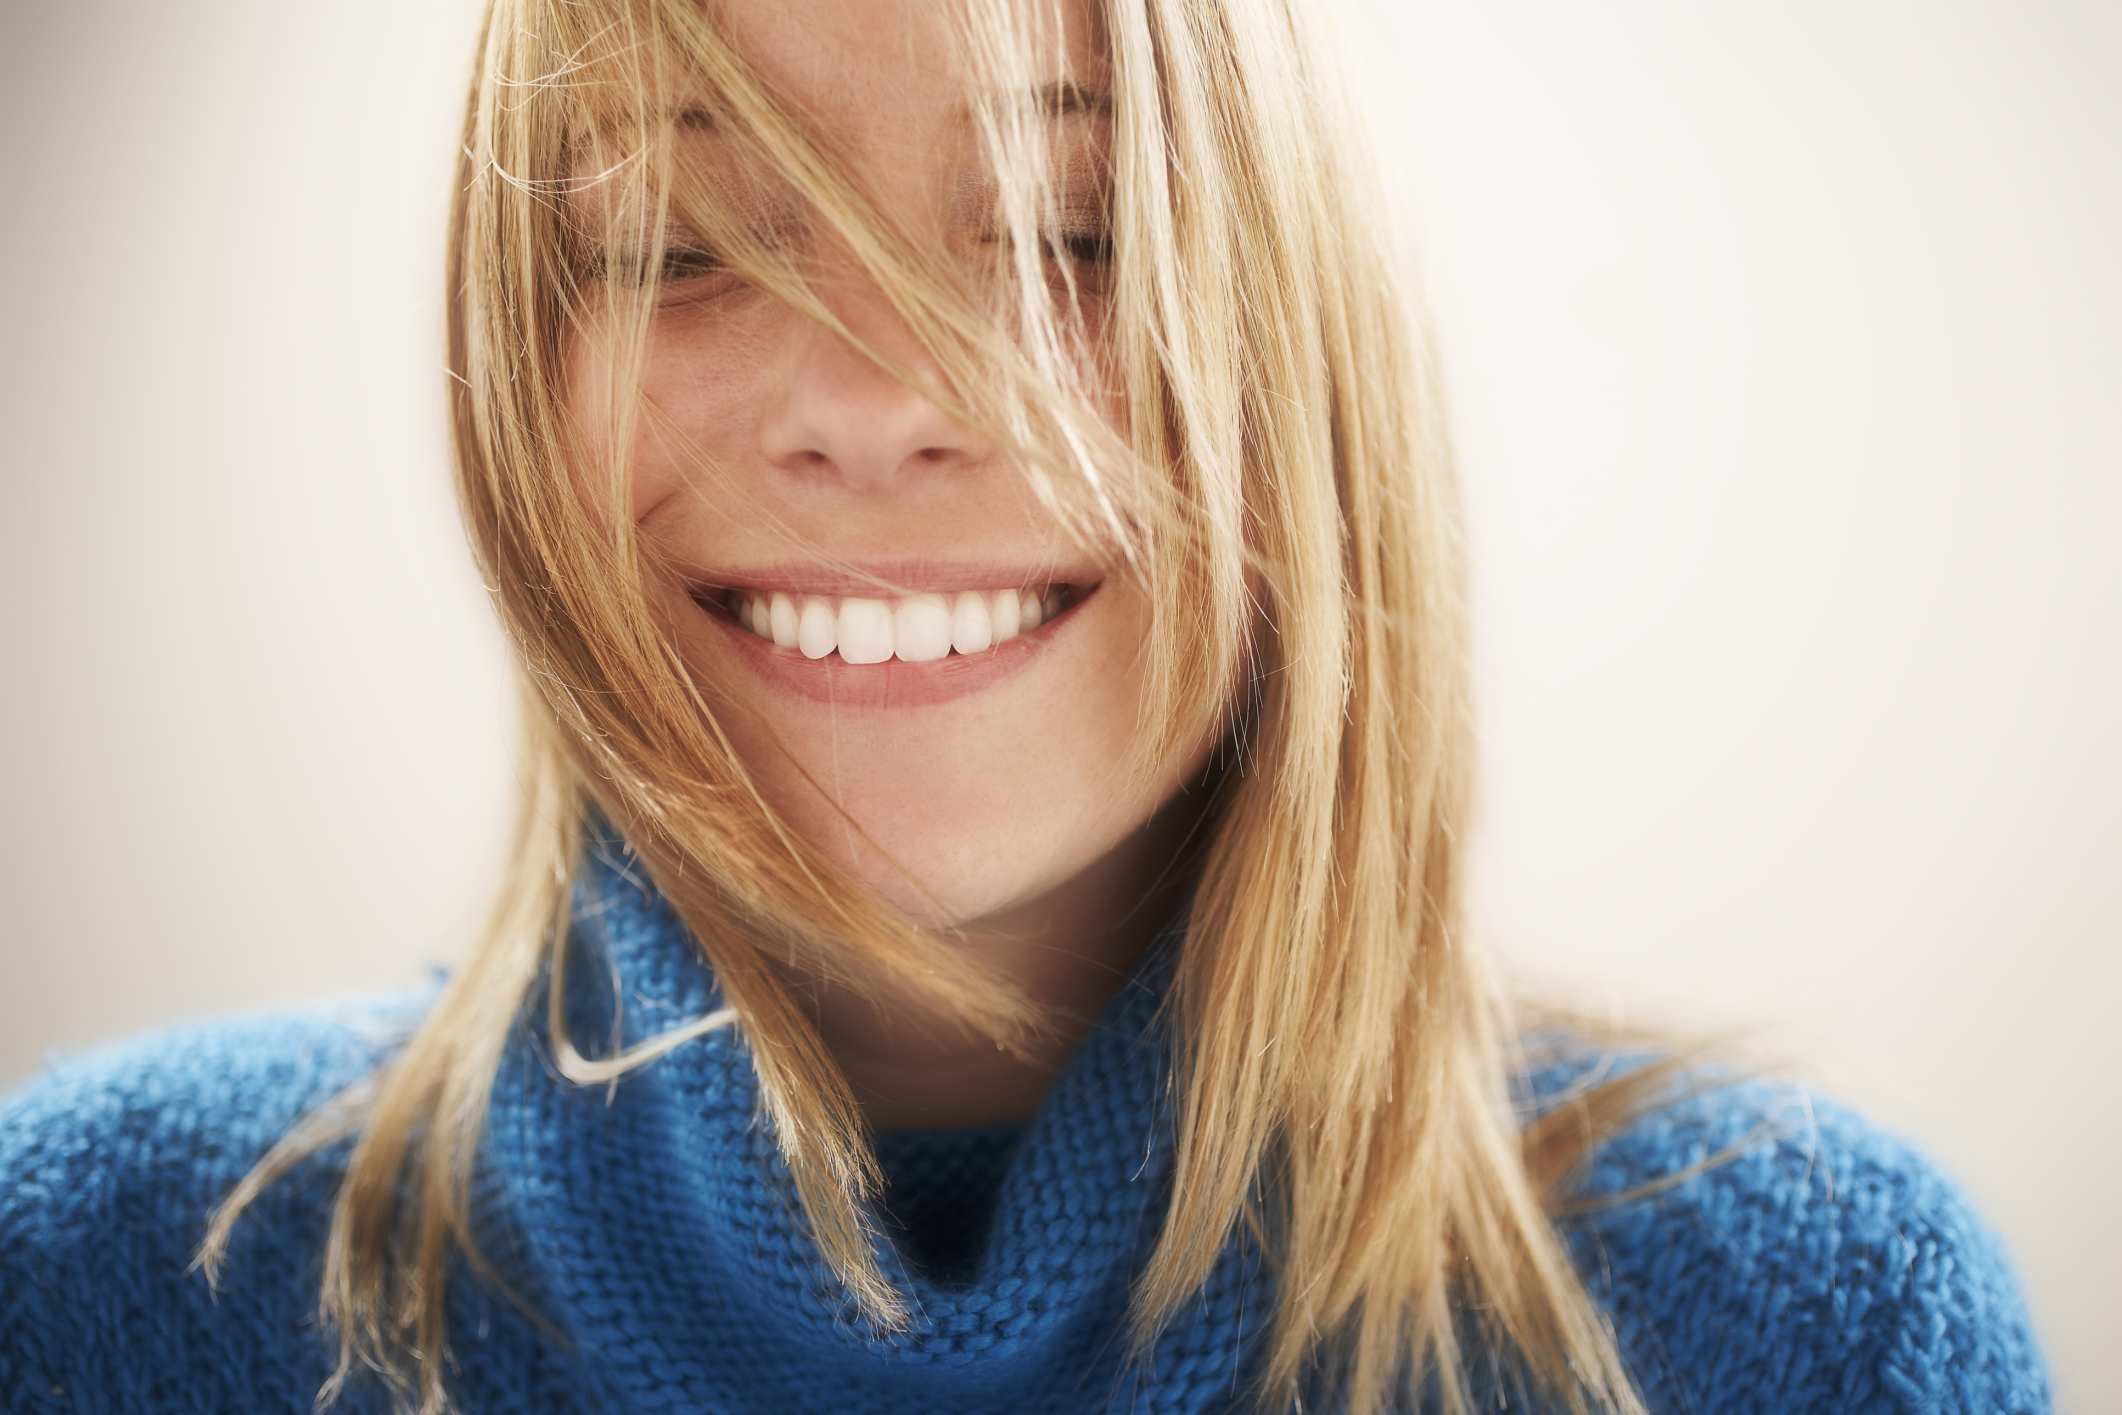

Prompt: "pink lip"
[692,565,1098,710]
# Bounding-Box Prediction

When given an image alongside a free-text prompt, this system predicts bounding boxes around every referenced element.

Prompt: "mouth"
[696,579,1089,664]
[687,569,1099,708]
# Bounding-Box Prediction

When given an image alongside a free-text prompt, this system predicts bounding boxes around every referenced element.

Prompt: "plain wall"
[2,1,2113,1407]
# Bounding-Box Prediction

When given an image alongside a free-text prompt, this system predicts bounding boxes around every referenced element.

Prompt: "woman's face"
[568,0,1210,934]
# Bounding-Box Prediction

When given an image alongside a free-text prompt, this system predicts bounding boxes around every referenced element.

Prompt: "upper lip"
[679,557,1105,599]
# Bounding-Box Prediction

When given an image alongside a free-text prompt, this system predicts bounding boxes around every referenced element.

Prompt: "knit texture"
[872,1123,1026,1285]
[1,847,2051,1413]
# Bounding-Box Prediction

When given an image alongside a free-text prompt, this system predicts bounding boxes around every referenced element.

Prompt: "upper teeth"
[727,587,1068,662]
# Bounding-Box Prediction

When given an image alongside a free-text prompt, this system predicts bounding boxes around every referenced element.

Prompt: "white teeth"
[734,585,1070,661]
[836,597,895,664]
[950,590,992,655]
[893,594,952,662]
[797,595,836,659]
[992,588,1022,642]
[768,591,799,648]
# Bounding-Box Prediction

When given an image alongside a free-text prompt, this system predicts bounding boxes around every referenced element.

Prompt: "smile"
[691,569,1101,709]
[717,584,1079,663]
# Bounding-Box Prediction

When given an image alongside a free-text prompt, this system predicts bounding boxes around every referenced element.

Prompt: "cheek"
[564,311,781,531]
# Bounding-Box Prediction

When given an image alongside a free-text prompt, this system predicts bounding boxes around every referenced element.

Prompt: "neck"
[807,786,1213,1131]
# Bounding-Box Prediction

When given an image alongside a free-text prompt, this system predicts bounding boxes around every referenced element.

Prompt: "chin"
[820,837,1066,933]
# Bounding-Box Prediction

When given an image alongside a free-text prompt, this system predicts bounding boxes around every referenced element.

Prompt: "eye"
[658,244,726,282]
[1045,228,1112,265]
[1039,221,1115,305]
[583,241,729,291]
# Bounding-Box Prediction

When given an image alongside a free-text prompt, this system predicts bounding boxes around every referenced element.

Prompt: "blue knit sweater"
[0,853,2051,1412]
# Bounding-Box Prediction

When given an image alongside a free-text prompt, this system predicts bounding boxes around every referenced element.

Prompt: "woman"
[0,0,2048,1410]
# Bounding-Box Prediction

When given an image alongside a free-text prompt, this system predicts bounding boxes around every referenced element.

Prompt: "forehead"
[706,0,1108,149]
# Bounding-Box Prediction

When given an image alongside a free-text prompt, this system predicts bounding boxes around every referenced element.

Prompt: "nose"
[757,283,993,491]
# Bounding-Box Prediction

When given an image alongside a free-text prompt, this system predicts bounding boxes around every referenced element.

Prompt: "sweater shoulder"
[1,1002,421,1232]
[0,1001,424,1412]
[1544,1062,2051,1414]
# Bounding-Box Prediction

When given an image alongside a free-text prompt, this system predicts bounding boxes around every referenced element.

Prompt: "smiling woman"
[0,0,2053,1412]
[564,0,1215,1132]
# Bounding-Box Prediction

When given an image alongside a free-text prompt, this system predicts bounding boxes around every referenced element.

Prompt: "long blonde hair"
[203,0,1650,1411]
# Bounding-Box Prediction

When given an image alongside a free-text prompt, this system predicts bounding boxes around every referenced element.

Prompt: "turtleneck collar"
[482,838,1267,1414]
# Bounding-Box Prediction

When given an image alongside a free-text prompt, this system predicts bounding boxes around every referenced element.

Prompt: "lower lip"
[706,593,1087,709]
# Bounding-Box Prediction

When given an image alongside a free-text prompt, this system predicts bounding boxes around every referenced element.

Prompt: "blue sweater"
[0,857,2050,1412]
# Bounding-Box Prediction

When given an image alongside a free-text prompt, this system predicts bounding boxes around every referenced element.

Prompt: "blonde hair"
[203,1,1653,1411]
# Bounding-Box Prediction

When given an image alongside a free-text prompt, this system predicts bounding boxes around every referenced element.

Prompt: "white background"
[1,1,2113,1407]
